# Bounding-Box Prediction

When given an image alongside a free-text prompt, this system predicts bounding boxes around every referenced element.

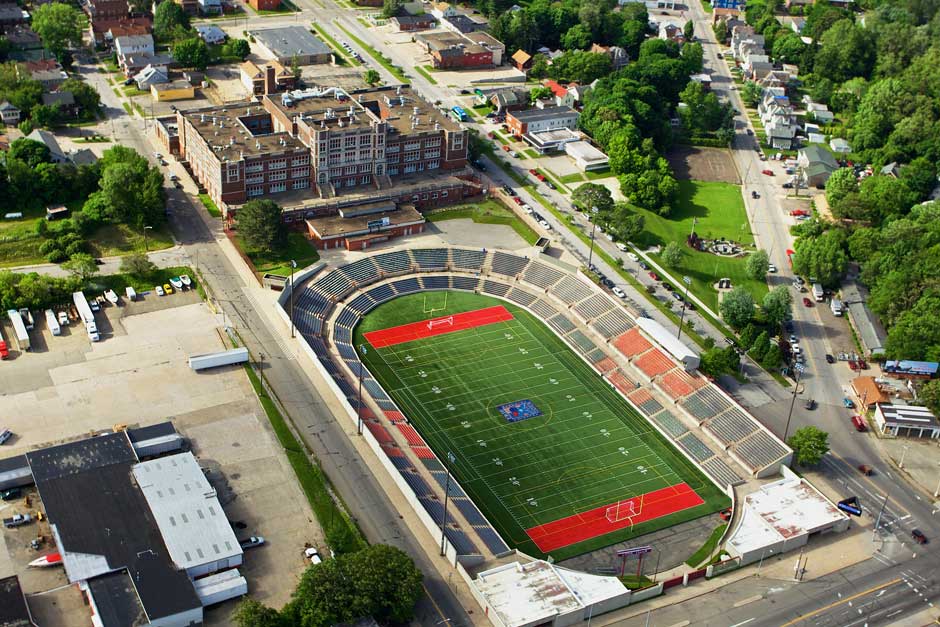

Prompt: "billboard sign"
[617,546,653,557]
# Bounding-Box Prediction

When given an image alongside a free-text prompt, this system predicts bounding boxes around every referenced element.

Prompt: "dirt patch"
[667,146,740,184]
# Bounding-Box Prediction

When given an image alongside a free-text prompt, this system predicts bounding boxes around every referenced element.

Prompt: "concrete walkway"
[7,246,188,278]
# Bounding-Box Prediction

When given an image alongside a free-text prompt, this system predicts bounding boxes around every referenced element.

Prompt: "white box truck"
[72,291,100,342]
[125,286,137,302]
[812,283,824,302]
[830,298,843,316]
[6,310,30,351]
[44,309,61,336]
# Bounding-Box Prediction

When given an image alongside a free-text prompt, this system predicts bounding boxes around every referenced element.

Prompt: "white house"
[114,34,155,60]
[807,102,833,123]
[195,25,226,45]
[135,64,169,89]
[429,1,459,19]
[0,101,20,125]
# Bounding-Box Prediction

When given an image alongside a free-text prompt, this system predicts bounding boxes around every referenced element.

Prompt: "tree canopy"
[745,250,770,280]
[787,426,829,466]
[172,38,210,70]
[31,3,84,59]
[236,199,285,253]
[720,286,755,329]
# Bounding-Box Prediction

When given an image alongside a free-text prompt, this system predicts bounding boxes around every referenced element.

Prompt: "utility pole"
[441,451,456,556]
[782,362,804,443]
[677,275,692,340]
[587,206,599,270]
[356,344,366,435]
[143,225,153,251]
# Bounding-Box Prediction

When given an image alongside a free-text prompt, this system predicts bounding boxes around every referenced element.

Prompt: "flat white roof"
[877,404,939,428]
[727,474,846,555]
[133,452,242,570]
[636,317,698,362]
[565,140,608,163]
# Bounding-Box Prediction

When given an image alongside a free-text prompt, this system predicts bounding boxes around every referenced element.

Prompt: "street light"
[587,206,599,270]
[933,462,940,498]
[289,259,297,339]
[782,361,805,443]
[677,275,692,340]
[143,225,153,252]
[898,445,910,469]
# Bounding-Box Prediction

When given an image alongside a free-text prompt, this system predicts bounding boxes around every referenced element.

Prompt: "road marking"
[778,578,903,627]
[734,595,763,608]
[825,452,910,517]
[730,619,756,627]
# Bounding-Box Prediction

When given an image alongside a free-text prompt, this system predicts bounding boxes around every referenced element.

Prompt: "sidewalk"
[7,246,189,278]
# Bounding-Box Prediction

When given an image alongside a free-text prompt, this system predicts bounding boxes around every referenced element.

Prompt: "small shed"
[45,204,70,221]
[829,137,851,154]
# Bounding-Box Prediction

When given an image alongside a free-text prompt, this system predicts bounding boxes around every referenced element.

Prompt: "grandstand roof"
[636,317,699,370]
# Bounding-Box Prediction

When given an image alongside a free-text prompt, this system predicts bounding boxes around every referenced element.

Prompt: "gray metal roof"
[249,25,330,58]
[132,452,242,571]
[509,106,578,123]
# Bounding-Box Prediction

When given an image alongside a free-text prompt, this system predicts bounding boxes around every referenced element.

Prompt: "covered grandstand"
[282,247,792,561]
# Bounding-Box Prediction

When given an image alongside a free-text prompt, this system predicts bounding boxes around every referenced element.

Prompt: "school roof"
[248,25,330,58]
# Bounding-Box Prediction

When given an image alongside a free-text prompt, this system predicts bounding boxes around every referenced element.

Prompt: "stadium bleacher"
[551,275,594,305]
[522,262,565,289]
[347,293,377,315]
[444,528,479,556]
[314,271,354,299]
[392,277,421,294]
[530,299,559,320]
[566,329,597,355]
[364,283,396,304]
[650,410,689,438]
[451,248,487,271]
[482,280,510,297]
[411,248,450,270]
[506,288,537,308]
[374,250,413,275]
[573,294,614,321]
[706,408,759,446]
[591,309,635,339]
[733,430,790,472]
[450,276,481,291]
[490,251,529,277]
[547,314,577,335]
[474,526,511,555]
[340,258,380,285]
[676,432,717,463]
[702,457,745,487]
[422,275,451,290]
[681,387,733,422]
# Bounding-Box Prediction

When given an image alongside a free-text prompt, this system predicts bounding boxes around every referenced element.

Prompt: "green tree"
[528,53,549,78]
[749,330,770,361]
[762,343,782,370]
[562,23,592,49]
[740,81,762,107]
[662,241,683,267]
[713,19,728,43]
[745,249,770,279]
[678,81,730,134]
[381,0,402,18]
[236,199,285,252]
[61,253,99,280]
[224,38,251,60]
[611,202,645,241]
[683,19,694,40]
[771,32,806,63]
[529,86,552,102]
[825,167,859,208]
[120,253,157,276]
[739,323,760,349]
[813,19,875,83]
[363,69,381,86]
[720,286,755,328]
[571,183,614,215]
[548,50,612,83]
[60,78,101,115]
[8,138,51,167]
[173,38,210,70]
[699,346,739,378]
[30,103,61,128]
[858,174,917,220]
[884,291,940,361]
[232,599,282,627]
[154,0,190,41]
[761,285,793,326]
[787,426,830,465]
[31,3,84,59]
[919,380,940,417]
[792,229,847,287]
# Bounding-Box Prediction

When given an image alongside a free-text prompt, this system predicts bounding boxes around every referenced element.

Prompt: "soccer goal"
[427,316,454,331]
[606,498,640,524]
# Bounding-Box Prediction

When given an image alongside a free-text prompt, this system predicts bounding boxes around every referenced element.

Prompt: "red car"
[851,415,867,432]
[762,169,774,176]
[536,174,546,181]
[802,297,813,307]
[501,145,511,152]
[649,272,659,281]
[790,209,809,216]
[528,168,538,175]
[513,197,524,205]
[719,508,732,521]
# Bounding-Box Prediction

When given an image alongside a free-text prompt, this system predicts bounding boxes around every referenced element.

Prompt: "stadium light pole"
[782,362,804,443]
[357,344,367,435]
[289,259,297,338]
[933,462,940,497]
[441,451,456,556]
[677,276,692,340]
[587,206,599,270]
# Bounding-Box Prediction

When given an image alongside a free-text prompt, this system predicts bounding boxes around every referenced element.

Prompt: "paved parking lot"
[0,299,322,624]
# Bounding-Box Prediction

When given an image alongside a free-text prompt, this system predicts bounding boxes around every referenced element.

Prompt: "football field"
[355,291,728,559]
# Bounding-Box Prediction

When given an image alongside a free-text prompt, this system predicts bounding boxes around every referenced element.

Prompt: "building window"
[360,174,370,184]
[421,193,429,200]
[345,165,356,175]
[247,174,264,184]
[453,134,464,149]
[345,137,356,147]
[247,185,263,197]
[357,163,369,173]
[245,163,263,173]
[227,165,240,182]
[270,182,287,193]
[291,155,310,166]
[404,164,417,174]
[404,152,420,162]
[404,142,420,151]
[424,150,440,159]
[293,179,310,190]
[270,171,287,182]
[376,164,384,176]
[269,160,287,170]
[291,167,310,178]
[432,192,438,199]
[424,139,442,147]
[386,145,400,154]
[387,167,398,176]
[442,190,449,197]
[329,139,341,150]
[427,160,440,170]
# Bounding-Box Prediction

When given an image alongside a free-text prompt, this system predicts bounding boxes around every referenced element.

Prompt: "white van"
[125,286,137,302]
[830,298,843,316]
[812,283,824,302]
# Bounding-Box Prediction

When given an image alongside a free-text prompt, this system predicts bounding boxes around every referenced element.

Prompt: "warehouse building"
[247,26,332,65]
[16,428,245,627]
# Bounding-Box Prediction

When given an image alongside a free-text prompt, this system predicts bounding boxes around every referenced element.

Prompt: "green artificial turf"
[355,291,728,560]
[632,180,768,312]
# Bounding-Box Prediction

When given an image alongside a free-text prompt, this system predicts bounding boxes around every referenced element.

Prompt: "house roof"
[509,105,578,123]
[877,404,940,429]
[26,129,65,159]
[851,376,889,406]
[114,33,153,48]
[42,91,75,106]
[511,49,531,64]
[544,79,567,98]
[195,25,226,40]
[801,144,838,168]
[0,101,19,112]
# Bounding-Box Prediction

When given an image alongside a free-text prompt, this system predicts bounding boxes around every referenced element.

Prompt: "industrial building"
[163,84,475,228]
[873,404,940,439]
[416,30,505,68]
[0,424,247,627]
[725,468,849,566]
[247,26,332,65]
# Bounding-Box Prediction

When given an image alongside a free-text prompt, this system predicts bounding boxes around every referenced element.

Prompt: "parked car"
[513,197,524,205]
[522,204,534,214]
[546,181,556,190]
[602,278,614,288]
[912,529,928,544]
[671,292,683,301]
[804,398,816,410]
[155,285,165,297]
[612,287,626,299]
[843,397,855,408]
[538,220,552,230]
[502,185,516,195]
[803,297,813,307]
[826,353,835,364]
[0,429,12,445]
[790,209,809,216]
[639,261,649,270]
[745,128,753,135]
[163,283,173,294]
[762,169,774,176]
[648,272,659,281]
[719,507,732,521]
[768,263,776,272]
[3,513,32,528]
[57,311,69,327]
[751,190,759,199]
[0,488,21,500]
[501,145,510,152]
[857,464,873,476]
[240,536,265,549]
[528,168,538,175]
[304,547,323,564]
[782,182,793,189]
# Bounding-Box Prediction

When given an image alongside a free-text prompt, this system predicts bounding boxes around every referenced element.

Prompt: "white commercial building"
[472,560,631,627]
[636,316,700,371]
[133,452,243,578]
[725,468,850,566]
[874,404,940,439]
[565,140,609,171]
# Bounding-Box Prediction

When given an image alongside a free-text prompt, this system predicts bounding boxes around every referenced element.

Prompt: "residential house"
[84,0,128,20]
[429,1,459,19]
[690,73,712,91]
[25,59,68,91]
[135,64,169,89]
[829,137,851,154]
[807,102,833,124]
[42,91,79,117]
[881,162,900,178]
[88,16,151,47]
[746,61,774,81]
[240,60,297,95]
[784,0,811,8]
[759,91,797,149]
[122,53,172,76]
[70,148,98,166]
[0,3,28,25]
[0,101,20,125]
[27,129,68,163]
[511,49,532,71]
[658,22,685,43]
[391,14,437,31]
[195,25,226,44]
[487,87,529,112]
[114,33,154,61]
[758,70,790,92]
[197,0,222,14]
[798,145,839,187]
[731,25,764,60]
[590,43,629,70]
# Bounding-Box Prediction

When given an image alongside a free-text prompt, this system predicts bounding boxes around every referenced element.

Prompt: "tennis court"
[355,291,728,559]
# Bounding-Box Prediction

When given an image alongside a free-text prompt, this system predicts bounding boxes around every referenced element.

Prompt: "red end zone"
[364,306,514,348]
[526,482,705,553]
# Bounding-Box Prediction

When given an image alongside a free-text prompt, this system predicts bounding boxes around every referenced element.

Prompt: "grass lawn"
[413,64,437,85]
[356,292,728,560]
[631,180,767,312]
[426,199,538,245]
[0,216,44,267]
[335,23,407,83]
[238,231,321,277]
[198,194,222,218]
[686,522,727,567]
[559,172,586,184]
[87,223,174,257]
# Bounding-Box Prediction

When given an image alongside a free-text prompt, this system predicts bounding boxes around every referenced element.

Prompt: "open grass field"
[239,232,321,277]
[425,199,538,245]
[355,292,728,560]
[632,180,768,311]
